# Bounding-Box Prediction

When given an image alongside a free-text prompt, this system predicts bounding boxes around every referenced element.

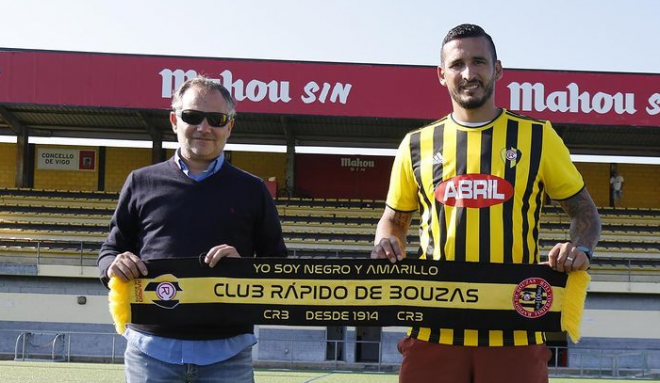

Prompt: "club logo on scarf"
[145,275,183,309]
[156,282,177,300]
[512,277,553,318]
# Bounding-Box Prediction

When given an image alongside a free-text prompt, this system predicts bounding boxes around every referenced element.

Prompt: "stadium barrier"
[14,332,66,362]
[550,348,658,379]
[1,330,125,364]
[1,329,658,378]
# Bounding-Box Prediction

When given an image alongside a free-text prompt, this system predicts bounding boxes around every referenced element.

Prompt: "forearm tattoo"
[559,188,602,249]
[391,211,413,230]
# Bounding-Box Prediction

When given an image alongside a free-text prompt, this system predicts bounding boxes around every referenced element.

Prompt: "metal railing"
[0,244,99,268]
[2,330,125,363]
[1,329,658,378]
[547,346,657,378]
[14,332,66,362]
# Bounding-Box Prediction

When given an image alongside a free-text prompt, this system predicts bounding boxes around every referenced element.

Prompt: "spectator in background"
[610,171,624,206]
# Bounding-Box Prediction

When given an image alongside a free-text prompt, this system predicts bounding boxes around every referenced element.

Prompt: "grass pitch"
[0,361,657,383]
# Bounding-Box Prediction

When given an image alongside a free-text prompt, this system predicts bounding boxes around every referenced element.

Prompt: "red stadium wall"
[295,154,393,200]
[2,50,660,126]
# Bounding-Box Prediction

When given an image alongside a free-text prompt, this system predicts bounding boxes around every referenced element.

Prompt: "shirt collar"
[174,149,225,181]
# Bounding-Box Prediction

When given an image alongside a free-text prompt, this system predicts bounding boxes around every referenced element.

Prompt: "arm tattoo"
[391,211,413,230]
[558,188,602,249]
[375,209,413,246]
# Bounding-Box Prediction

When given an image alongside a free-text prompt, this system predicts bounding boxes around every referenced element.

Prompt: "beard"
[450,78,496,109]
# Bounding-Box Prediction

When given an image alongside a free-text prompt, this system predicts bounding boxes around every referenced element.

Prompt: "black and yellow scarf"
[109,257,589,343]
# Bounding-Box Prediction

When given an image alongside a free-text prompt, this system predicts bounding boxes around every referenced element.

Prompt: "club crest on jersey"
[500,147,522,168]
[435,174,514,208]
[512,277,553,319]
[145,275,183,309]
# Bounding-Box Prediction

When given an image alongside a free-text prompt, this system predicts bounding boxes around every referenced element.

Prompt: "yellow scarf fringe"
[108,277,131,335]
[561,270,590,343]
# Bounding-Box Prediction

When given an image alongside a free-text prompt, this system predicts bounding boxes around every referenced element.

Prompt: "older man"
[98,77,287,383]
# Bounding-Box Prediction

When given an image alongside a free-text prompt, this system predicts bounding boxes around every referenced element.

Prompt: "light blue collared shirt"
[174,150,225,181]
[125,149,256,365]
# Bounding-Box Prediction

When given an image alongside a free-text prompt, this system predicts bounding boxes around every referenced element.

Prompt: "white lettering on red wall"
[508,82,637,115]
[340,157,375,172]
[2,51,659,126]
[647,93,660,116]
[160,68,352,105]
[301,82,352,104]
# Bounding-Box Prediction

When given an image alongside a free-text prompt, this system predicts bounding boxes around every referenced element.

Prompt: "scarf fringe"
[561,270,590,343]
[108,277,131,335]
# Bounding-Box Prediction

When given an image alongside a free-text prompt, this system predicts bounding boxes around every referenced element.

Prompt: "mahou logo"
[435,174,514,208]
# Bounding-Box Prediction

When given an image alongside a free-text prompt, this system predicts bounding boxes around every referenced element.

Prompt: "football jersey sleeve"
[540,121,585,200]
[385,133,419,211]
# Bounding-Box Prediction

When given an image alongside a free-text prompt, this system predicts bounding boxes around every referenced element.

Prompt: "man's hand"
[543,242,590,273]
[107,252,148,282]
[372,207,412,264]
[371,235,405,263]
[550,187,600,273]
[204,244,240,267]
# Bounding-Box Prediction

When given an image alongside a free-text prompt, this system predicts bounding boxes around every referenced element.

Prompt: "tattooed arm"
[371,206,414,263]
[547,187,602,273]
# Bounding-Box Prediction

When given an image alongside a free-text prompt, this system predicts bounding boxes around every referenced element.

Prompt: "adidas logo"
[432,152,445,165]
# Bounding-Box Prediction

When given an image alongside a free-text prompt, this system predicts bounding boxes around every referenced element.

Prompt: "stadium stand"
[1,188,658,279]
[1,188,659,373]
[0,188,115,266]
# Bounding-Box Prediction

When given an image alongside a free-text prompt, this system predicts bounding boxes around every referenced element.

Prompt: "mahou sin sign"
[500,70,660,126]
[0,50,658,126]
[159,68,353,105]
[508,82,638,115]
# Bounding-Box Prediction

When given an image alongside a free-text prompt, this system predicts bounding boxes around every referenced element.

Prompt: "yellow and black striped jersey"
[386,109,584,346]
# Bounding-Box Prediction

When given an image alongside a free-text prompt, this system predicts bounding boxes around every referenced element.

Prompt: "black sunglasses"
[176,109,231,128]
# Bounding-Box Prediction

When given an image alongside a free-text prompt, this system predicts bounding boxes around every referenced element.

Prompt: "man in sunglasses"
[98,76,287,383]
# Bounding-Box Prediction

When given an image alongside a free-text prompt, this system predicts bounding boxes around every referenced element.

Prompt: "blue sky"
[1,0,659,74]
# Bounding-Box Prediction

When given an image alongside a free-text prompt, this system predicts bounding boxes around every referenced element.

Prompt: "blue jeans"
[124,343,254,383]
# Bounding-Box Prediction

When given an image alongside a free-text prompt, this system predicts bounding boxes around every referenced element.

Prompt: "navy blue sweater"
[98,158,287,339]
